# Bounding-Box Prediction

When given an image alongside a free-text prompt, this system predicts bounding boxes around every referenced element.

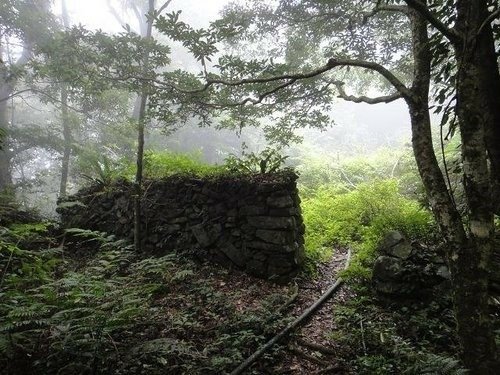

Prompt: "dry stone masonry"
[58,171,305,282]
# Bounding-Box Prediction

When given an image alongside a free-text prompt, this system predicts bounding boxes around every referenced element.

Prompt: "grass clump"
[142,150,224,178]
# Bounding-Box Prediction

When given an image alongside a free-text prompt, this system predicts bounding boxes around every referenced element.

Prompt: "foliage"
[301,179,434,277]
[329,285,463,374]
[142,150,223,178]
[297,146,423,200]
[224,146,288,173]
[0,222,292,374]
[74,147,130,185]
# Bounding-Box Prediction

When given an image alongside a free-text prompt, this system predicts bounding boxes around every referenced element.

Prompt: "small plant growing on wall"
[225,146,288,174]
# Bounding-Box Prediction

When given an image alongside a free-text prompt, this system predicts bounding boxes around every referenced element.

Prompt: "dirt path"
[263,249,353,374]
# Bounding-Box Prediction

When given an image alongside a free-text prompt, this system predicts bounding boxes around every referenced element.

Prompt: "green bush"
[142,150,223,178]
[297,146,424,201]
[301,179,434,278]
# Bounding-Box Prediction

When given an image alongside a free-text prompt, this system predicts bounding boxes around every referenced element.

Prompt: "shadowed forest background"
[1,0,499,374]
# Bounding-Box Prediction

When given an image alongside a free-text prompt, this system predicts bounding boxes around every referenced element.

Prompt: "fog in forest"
[2,1,500,374]
[0,0,416,215]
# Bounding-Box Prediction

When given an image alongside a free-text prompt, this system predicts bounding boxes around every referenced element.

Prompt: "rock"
[247,216,296,229]
[191,223,221,247]
[246,241,279,251]
[239,205,267,216]
[379,230,412,259]
[219,241,248,268]
[255,229,294,245]
[373,256,405,281]
[269,207,299,216]
[436,265,451,280]
[163,208,185,219]
[59,171,305,282]
[168,216,188,224]
[373,233,452,297]
[267,195,293,208]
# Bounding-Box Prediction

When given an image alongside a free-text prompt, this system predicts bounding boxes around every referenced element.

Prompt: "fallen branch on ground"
[230,249,352,375]
[288,345,329,366]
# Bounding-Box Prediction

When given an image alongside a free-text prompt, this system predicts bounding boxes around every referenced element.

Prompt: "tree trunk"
[134,93,147,252]
[0,98,12,193]
[133,0,155,252]
[405,5,497,372]
[59,0,72,198]
[450,0,498,372]
[0,56,13,193]
[59,85,71,197]
[467,3,500,216]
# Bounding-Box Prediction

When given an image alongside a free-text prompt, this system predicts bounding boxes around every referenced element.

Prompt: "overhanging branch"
[0,88,85,113]
[156,0,173,16]
[402,0,460,42]
[332,81,402,104]
[163,57,411,100]
[327,58,412,99]
[363,4,410,24]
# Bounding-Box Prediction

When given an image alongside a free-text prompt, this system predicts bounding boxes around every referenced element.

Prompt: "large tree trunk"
[467,3,500,216]
[450,2,499,371]
[406,5,497,372]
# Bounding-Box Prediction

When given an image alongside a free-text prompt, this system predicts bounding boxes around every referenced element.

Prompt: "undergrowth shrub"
[142,150,222,178]
[1,225,291,374]
[329,284,463,374]
[301,179,434,278]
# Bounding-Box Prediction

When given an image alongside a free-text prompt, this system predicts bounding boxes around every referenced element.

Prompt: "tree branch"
[156,0,173,16]
[126,2,146,35]
[363,4,410,24]
[332,81,402,104]
[477,8,500,37]
[402,0,460,42]
[327,58,412,99]
[106,0,127,28]
[0,88,85,113]
[163,57,411,101]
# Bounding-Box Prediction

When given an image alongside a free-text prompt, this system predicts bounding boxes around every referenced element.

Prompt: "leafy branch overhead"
[147,3,418,142]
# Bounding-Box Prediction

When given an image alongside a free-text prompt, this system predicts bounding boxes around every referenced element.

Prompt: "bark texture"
[449,1,499,371]
[404,4,498,371]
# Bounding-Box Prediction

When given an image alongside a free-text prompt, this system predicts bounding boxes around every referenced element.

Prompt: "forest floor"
[1,219,479,374]
[269,249,352,374]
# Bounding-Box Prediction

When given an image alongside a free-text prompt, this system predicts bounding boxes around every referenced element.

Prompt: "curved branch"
[327,58,412,99]
[200,60,338,91]
[402,0,460,42]
[164,58,411,102]
[477,8,500,37]
[0,88,84,113]
[333,81,402,104]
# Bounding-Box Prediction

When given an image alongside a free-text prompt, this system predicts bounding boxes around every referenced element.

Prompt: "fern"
[405,353,468,374]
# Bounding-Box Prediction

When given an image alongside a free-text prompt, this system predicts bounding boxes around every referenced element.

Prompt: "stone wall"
[58,171,305,282]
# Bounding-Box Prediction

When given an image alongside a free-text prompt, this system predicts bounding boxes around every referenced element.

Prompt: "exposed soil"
[269,249,352,374]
